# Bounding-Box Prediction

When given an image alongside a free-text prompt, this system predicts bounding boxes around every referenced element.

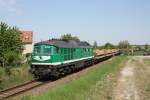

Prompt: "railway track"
[0,80,45,100]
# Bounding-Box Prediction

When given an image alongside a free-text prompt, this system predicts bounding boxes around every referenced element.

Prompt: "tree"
[118,40,131,49]
[93,41,98,49]
[0,22,23,67]
[103,42,115,49]
[144,43,149,51]
[61,34,80,43]
[72,36,80,43]
[118,40,131,55]
[61,34,73,41]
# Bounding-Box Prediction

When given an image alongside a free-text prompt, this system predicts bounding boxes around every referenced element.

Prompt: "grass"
[0,63,33,90]
[23,56,128,100]
[132,50,144,56]
[132,57,150,100]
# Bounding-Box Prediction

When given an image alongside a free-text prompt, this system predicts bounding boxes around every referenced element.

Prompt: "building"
[20,31,33,54]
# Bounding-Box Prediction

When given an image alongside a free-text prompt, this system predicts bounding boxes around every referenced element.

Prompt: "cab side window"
[54,47,59,54]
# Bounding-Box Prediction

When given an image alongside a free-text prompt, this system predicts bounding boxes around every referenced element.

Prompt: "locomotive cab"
[31,44,59,78]
[32,45,51,63]
[32,44,64,65]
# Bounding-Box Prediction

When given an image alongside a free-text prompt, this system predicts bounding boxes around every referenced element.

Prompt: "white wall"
[23,44,33,54]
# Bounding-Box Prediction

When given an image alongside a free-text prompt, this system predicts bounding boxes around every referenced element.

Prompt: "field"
[22,56,128,100]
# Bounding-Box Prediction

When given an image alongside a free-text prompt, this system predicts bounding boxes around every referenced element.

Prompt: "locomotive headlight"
[33,56,51,61]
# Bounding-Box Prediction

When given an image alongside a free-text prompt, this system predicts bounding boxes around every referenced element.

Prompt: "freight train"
[30,39,119,79]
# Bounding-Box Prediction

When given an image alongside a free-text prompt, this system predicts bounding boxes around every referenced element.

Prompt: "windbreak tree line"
[95,40,132,55]
[0,22,23,68]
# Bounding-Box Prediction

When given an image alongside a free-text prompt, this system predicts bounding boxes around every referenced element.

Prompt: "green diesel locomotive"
[31,39,94,79]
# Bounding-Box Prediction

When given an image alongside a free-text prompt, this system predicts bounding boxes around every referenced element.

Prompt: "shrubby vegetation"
[0,65,33,90]
[0,22,23,68]
[0,22,33,90]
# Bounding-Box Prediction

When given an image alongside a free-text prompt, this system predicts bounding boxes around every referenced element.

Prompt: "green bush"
[5,52,18,64]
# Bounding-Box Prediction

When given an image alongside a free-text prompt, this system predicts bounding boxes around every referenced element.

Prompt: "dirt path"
[113,57,140,100]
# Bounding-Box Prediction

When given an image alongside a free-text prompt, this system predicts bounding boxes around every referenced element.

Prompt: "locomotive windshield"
[44,46,51,54]
[34,46,41,54]
[33,45,51,55]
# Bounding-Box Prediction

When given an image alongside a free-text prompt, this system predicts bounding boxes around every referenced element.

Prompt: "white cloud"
[0,0,20,13]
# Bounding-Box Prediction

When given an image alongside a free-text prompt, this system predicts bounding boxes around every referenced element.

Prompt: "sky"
[0,0,150,45]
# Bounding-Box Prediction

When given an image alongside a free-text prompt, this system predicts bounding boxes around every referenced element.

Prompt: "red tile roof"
[20,31,33,44]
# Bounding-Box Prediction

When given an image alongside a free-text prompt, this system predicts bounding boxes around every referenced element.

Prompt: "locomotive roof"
[34,39,92,48]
